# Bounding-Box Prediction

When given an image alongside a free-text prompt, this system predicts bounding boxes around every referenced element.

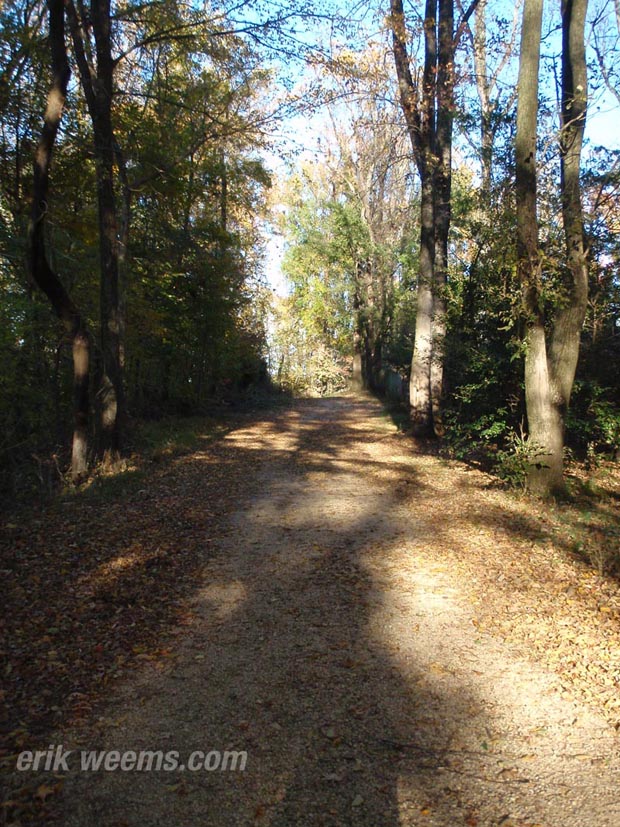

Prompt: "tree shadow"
[39,396,605,826]
[450,465,620,581]
[3,396,618,825]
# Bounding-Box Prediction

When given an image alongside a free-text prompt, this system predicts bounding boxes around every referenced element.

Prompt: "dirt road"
[59,396,619,826]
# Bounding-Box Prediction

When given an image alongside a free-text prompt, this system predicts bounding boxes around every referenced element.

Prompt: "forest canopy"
[0,0,619,498]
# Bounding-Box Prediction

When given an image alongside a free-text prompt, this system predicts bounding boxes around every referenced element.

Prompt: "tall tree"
[461,0,521,197]
[517,0,590,495]
[322,55,413,391]
[515,0,545,485]
[389,0,478,435]
[28,0,90,479]
[66,0,124,459]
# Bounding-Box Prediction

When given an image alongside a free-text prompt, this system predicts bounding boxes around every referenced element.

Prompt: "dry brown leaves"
[0,409,279,824]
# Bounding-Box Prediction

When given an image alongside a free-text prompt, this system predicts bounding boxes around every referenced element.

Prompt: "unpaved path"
[60,396,619,826]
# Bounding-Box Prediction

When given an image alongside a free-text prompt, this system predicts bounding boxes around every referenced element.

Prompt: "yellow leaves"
[428,661,450,676]
[333,49,357,67]
[35,782,62,802]
[2,779,64,824]
[164,780,187,795]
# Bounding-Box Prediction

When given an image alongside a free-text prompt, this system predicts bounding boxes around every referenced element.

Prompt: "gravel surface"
[59,396,620,826]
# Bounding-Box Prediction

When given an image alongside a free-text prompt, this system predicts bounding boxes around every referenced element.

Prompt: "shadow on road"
[3,396,618,826]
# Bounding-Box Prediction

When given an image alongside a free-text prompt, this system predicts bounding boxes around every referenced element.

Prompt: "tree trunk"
[391,0,435,434]
[390,0,459,436]
[545,0,589,483]
[28,0,90,480]
[94,114,124,459]
[517,0,589,496]
[430,0,454,437]
[515,0,552,493]
[351,347,364,390]
[409,172,435,433]
[351,268,364,391]
[471,0,494,195]
[67,0,124,460]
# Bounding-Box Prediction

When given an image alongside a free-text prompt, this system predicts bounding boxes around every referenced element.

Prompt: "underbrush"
[0,389,292,510]
[442,417,620,577]
[557,459,620,577]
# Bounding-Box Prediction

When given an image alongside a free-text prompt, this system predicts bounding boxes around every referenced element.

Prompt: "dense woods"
[2,4,620,823]
[1,0,619,498]
[273,0,620,497]
[2,0,275,486]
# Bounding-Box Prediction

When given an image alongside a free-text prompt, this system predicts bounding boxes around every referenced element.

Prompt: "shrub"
[567,381,620,458]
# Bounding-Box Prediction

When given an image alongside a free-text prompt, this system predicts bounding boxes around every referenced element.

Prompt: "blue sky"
[250,0,619,294]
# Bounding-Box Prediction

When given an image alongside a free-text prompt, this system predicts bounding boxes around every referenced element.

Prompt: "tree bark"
[472,0,493,194]
[410,173,435,432]
[391,0,434,433]
[351,271,366,391]
[430,0,455,436]
[515,0,551,493]
[517,0,589,496]
[390,0,460,436]
[546,0,589,479]
[28,0,90,480]
[67,0,124,460]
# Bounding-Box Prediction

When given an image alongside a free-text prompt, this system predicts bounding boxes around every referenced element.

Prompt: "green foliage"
[276,138,418,394]
[441,168,525,476]
[269,295,350,397]
[443,407,539,492]
[274,173,359,393]
[567,382,620,457]
[0,0,274,491]
[280,173,359,356]
[439,141,620,489]
[442,406,509,458]
[1,0,619,496]
[494,431,539,491]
